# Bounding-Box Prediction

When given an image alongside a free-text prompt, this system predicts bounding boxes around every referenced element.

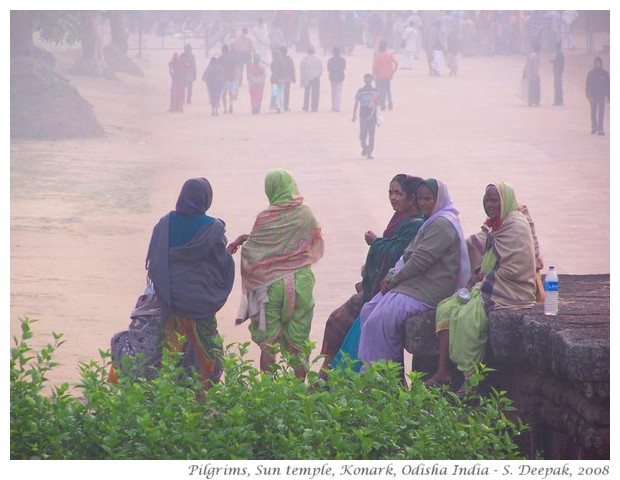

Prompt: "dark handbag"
[110,285,163,380]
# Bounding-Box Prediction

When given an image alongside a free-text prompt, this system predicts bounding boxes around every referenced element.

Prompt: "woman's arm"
[380,219,456,292]
[227,234,249,254]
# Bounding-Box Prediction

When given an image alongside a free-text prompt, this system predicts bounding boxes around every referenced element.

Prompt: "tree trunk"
[10,11,34,58]
[104,11,144,76]
[10,11,56,68]
[71,11,115,78]
[109,11,129,54]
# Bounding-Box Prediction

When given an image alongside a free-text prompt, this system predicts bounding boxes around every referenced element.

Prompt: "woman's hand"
[235,234,249,244]
[380,277,393,294]
[466,272,484,289]
[365,230,378,245]
[227,234,249,254]
[380,272,399,294]
[226,242,239,254]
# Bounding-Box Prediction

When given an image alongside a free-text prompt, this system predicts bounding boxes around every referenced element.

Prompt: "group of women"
[115,169,541,395]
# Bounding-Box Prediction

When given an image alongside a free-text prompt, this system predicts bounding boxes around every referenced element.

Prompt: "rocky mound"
[11,57,105,140]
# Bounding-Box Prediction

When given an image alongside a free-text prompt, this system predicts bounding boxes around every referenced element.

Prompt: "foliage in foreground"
[11,317,528,460]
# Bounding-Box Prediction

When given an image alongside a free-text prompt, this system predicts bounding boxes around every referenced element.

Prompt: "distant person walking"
[180,44,197,104]
[372,41,398,110]
[218,44,238,114]
[327,47,346,112]
[300,46,323,112]
[522,41,541,106]
[202,56,225,116]
[246,54,266,114]
[585,57,610,135]
[561,10,578,50]
[281,47,296,112]
[401,21,418,70]
[352,73,379,160]
[237,27,255,79]
[252,17,272,67]
[551,41,565,106]
[270,48,286,113]
[168,52,187,113]
[426,20,447,77]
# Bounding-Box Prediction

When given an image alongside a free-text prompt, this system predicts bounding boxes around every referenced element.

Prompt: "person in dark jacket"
[551,41,565,106]
[327,46,346,112]
[202,56,226,116]
[270,48,286,113]
[180,43,197,104]
[585,56,610,135]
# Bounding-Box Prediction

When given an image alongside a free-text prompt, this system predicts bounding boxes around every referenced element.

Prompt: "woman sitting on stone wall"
[425,182,537,394]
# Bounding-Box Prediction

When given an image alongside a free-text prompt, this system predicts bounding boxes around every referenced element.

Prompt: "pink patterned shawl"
[240,170,324,292]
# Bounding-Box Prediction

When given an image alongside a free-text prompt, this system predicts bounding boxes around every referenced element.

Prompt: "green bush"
[11,317,528,460]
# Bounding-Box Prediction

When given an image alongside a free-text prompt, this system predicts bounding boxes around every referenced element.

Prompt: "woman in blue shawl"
[146,178,235,389]
[203,57,226,116]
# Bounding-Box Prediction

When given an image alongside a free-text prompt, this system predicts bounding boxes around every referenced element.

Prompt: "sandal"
[423,378,452,388]
[455,382,476,398]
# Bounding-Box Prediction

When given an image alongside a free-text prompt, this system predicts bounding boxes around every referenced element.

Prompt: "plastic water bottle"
[543,266,559,315]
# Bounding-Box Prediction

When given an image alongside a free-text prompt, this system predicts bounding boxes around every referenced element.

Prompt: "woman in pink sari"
[246,54,266,114]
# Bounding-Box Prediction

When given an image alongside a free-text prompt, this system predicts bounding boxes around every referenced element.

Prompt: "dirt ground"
[9,29,610,391]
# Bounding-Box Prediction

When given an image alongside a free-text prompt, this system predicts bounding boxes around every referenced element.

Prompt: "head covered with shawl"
[479,182,536,310]
[264,169,301,205]
[175,177,213,215]
[480,182,518,272]
[169,177,215,248]
[417,178,471,290]
[240,169,324,292]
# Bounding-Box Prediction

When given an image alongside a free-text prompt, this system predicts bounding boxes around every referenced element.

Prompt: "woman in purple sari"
[357,179,470,380]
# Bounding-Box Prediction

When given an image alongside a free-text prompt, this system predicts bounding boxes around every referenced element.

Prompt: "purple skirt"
[358,290,433,364]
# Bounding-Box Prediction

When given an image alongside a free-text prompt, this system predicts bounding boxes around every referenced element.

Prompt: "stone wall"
[404,274,610,460]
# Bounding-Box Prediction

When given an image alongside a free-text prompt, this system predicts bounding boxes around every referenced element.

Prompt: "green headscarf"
[481,182,519,273]
[265,169,300,205]
[421,178,439,200]
[483,182,518,223]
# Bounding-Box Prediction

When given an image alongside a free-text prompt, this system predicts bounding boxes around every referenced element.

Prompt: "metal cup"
[457,288,471,304]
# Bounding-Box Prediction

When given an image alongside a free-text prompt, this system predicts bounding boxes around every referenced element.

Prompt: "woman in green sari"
[227,169,324,378]
[425,182,537,392]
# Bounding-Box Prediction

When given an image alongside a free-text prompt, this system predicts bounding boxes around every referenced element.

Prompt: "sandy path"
[10,30,610,390]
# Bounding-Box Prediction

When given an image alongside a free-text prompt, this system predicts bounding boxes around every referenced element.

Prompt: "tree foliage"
[31,11,82,46]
